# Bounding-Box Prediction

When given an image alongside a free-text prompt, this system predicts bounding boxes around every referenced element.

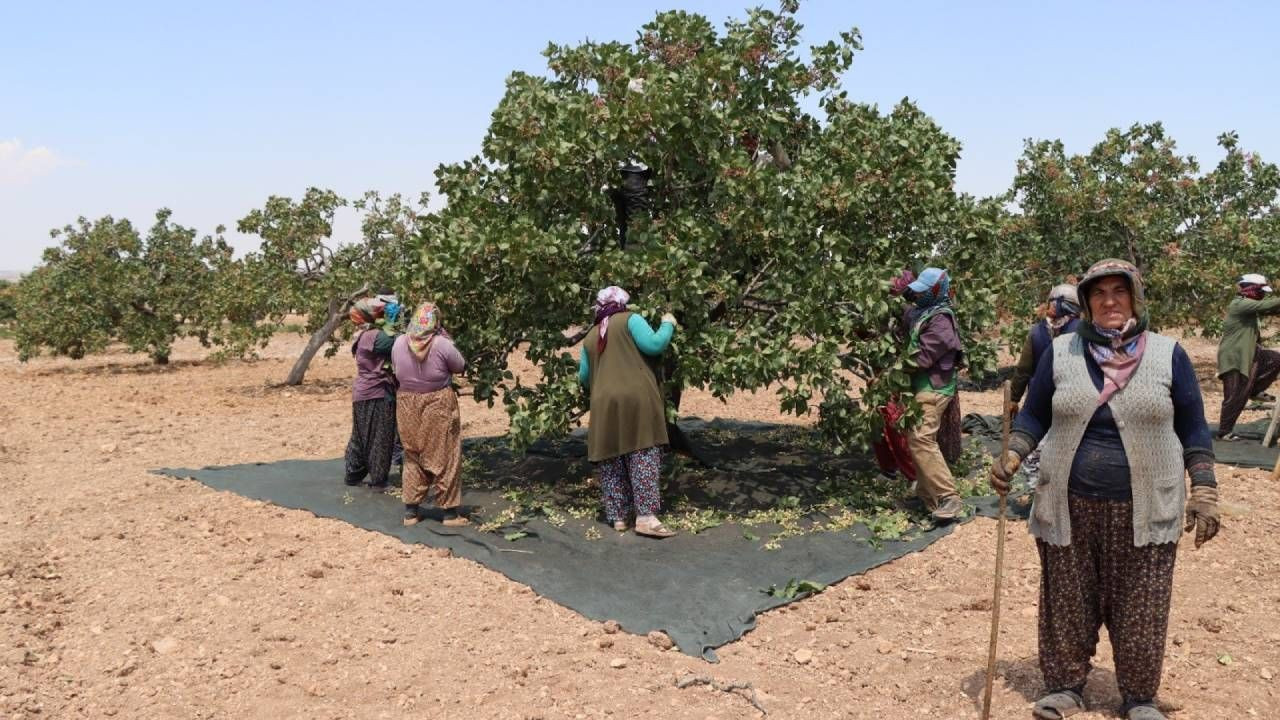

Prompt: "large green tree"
[13,211,230,363]
[1002,123,1280,333]
[411,2,1000,451]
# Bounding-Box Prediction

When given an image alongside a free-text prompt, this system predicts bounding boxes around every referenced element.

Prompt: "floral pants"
[1037,494,1177,705]
[595,446,663,522]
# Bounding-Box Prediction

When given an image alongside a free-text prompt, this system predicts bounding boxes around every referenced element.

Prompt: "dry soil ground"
[1,332,1277,719]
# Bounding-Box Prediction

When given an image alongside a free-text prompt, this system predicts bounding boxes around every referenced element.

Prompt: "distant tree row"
[6,189,426,385]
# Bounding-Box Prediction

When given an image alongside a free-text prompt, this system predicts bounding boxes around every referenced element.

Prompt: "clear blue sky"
[2,0,1277,272]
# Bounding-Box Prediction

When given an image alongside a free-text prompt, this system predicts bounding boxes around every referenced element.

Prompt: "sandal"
[1124,703,1167,720]
[441,512,470,527]
[403,506,423,527]
[1033,689,1085,719]
[634,521,676,539]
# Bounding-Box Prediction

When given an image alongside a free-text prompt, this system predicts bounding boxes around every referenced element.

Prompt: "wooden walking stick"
[981,383,1013,719]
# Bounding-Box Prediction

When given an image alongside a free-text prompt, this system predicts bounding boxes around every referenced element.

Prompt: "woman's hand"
[988,450,1021,496]
[1184,485,1220,548]
[661,312,678,328]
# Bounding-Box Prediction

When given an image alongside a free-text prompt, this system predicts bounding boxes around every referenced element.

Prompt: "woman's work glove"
[988,452,1021,496]
[661,312,678,328]
[1184,485,1220,548]
[988,432,1033,496]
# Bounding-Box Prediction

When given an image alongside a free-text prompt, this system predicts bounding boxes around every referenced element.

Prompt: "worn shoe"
[1033,689,1085,718]
[441,511,470,527]
[403,505,423,526]
[1125,704,1166,720]
[1217,432,1245,442]
[930,495,965,522]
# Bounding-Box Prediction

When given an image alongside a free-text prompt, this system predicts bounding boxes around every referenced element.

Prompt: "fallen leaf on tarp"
[765,578,827,600]
[504,531,528,542]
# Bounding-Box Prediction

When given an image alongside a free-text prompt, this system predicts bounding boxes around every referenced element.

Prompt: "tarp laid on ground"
[156,418,1015,661]
[962,413,1280,470]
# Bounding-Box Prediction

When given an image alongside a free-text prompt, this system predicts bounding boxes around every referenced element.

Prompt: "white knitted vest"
[1029,332,1186,547]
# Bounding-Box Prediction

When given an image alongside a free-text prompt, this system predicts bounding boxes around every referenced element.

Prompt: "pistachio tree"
[229,188,425,384]
[412,2,1000,450]
[1003,123,1280,333]
[13,211,229,363]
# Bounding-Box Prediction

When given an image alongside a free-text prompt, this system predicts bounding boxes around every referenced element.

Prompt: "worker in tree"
[1216,273,1280,441]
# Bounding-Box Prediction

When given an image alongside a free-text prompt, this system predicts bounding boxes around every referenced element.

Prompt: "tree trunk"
[657,342,712,468]
[284,301,347,386]
[284,285,370,386]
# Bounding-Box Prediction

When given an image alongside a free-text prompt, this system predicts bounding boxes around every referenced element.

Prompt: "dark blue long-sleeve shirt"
[1013,339,1213,499]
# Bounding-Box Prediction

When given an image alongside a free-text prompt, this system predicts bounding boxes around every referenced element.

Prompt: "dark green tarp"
[156,418,1013,661]
[963,413,1280,470]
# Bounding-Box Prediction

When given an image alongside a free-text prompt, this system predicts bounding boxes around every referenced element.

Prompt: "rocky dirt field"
[1,331,1277,719]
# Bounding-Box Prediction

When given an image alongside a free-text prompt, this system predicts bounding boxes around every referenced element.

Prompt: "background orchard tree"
[413,2,1001,451]
[1002,123,1280,333]
[0,279,16,328]
[13,211,229,364]
[231,187,425,385]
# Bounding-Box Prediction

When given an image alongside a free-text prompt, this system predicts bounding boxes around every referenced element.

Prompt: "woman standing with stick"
[989,259,1220,720]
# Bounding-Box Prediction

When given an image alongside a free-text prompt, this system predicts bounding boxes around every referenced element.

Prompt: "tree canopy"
[412,3,1001,450]
[1002,123,1280,333]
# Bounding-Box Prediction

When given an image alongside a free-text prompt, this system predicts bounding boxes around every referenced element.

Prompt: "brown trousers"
[1037,494,1177,704]
[396,388,463,509]
[907,391,958,510]
[1217,347,1280,435]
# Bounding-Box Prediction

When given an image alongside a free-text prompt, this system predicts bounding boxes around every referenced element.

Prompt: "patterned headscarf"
[1047,283,1081,334]
[349,298,384,330]
[406,302,447,361]
[593,286,631,353]
[1088,320,1147,405]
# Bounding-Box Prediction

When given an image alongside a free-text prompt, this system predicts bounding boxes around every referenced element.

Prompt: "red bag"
[873,398,916,482]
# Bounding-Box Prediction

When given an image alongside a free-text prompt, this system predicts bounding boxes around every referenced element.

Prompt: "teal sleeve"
[578,346,590,386]
[372,330,395,357]
[627,313,674,356]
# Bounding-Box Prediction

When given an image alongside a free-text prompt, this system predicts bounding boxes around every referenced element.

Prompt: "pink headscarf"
[1088,317,1146,405]
[593,286,630,353]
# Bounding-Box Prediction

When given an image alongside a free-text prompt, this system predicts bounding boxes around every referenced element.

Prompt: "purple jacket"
[906,307,962,389]
[351,330,395,402]
[391,334,466,393]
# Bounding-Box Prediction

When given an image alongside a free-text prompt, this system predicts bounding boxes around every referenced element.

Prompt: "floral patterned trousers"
[1037,494,1177,705]
[595,446,663,522]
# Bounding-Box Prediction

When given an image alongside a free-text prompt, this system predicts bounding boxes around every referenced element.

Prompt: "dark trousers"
[1218,347,1280,435]
[344,396,397,487]
[1037,495,1177,705]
